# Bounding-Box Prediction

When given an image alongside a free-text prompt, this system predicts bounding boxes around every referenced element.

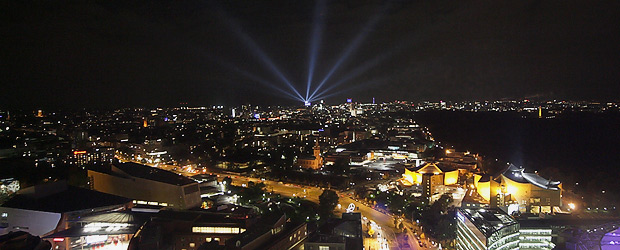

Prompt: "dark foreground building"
[305,213,363,250]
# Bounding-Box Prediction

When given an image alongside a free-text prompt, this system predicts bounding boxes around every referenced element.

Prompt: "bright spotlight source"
[304,101,311,107]
[568,203,576,210]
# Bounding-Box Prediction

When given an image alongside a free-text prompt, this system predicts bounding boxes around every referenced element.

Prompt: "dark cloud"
[1,0,619,108]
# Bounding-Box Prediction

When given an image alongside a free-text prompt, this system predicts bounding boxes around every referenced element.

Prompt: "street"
[121,157,435,250]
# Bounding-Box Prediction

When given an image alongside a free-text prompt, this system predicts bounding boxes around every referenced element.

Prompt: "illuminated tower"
[313,140,323,168]
[295,140,323,169]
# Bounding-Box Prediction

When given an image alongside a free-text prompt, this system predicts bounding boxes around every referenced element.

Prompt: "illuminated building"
[439,150,482,171]
[295,141,323,170]
[70,147,114,168]
[225,213,307,250]
[130,209,251,249]
[538,106,542,118]
[600,226,620,250]
[72,150,88,167]
[402,162,460,199]
[456,208,520,250]
[474,164,561,214]
[0,178,20,196]
[0,181,133,250]
[518,222,555,250]
[130,207,306,249]
[44,211,144,250]
[88,162,201,209]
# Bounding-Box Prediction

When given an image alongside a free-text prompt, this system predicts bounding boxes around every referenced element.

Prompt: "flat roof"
[458,208,518,238]
[154,209,248,227]
[43,224,140,238]
[408,162,457,173]
[2,182,132,213]
[70,211,148,224]
[113,162,197,186]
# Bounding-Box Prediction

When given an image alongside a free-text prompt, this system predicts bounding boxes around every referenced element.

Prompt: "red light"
[73,151,87,155]
[53,238,64,242]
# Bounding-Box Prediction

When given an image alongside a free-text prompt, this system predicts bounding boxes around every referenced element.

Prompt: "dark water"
[413,111,620,199]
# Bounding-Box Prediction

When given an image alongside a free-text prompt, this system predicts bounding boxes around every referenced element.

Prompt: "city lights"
[1,1,618,250]
[568,203,576,210]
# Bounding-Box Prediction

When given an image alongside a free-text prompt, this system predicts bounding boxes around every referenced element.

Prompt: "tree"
[319,189,339,218]
[387,193,406,215]
[239,181,266,204]
[329,158,350,175]
[434,212,456,244]
[420,194,456,243]
[431,194,453,212]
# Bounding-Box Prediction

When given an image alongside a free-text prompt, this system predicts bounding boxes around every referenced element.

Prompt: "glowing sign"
[346,203,356,213]
[53,238,64,242]
[304,101,311,106]
[347,98,352,103]
[73,151,87,155]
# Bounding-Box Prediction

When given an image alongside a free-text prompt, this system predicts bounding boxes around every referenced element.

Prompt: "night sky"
[2,0,619,108]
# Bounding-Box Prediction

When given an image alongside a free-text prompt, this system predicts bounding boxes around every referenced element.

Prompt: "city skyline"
[2,0,620,108]
[2,1,620,249]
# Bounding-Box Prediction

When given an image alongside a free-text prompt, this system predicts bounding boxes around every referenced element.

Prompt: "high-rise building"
[456,208,520,250]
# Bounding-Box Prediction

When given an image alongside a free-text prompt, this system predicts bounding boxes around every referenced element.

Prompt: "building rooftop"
[70,211,147,224]
[112,162,197,186]
[308,213,363,249]
[458,208,518,238]
[154,209,250,227]
[2,181,132,213]
[225,212,287,248]
[408,162,457,174]
[501,164,560,190]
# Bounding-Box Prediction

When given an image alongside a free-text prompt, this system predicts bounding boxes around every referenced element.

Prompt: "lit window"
[189,243,195,247]
[319,246,330,250]
[192,227,242,234]
[1,213,7,218]
[205,238,211,242]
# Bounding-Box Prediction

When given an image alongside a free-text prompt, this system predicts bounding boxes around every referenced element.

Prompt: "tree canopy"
[319,189,339,218]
